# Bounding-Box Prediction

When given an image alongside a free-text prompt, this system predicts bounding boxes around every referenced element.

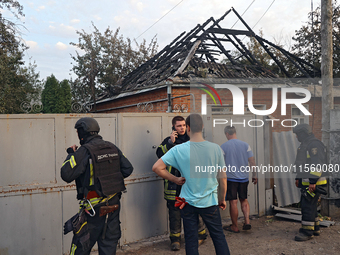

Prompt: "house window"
[291,105,309,125]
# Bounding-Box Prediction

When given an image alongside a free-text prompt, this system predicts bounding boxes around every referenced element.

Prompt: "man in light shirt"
[153,114,230,255]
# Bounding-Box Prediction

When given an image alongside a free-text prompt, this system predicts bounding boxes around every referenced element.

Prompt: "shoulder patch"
[311,148,318,155]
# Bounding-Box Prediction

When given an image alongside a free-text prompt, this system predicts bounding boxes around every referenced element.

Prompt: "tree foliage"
[292,0,340,77]
[70,24,158,111]
[41,75,72,113]
[0,0,41,113]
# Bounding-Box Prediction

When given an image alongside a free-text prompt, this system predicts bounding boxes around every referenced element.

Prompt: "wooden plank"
[275,213,335,227]
[272,205,301,215]
[172,40,201,77]
[207,28,252,36]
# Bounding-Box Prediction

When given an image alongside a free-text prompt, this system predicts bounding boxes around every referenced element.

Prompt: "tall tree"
[41,75,61,113]
[292,0,340,78]
[41,75,72,113]
[70,24,158,111]
[0,0,41,113]
[60,79,72,113]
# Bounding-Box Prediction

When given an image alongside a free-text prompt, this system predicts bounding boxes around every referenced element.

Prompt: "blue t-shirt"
[161,141,226,208]
[220,139,253,182]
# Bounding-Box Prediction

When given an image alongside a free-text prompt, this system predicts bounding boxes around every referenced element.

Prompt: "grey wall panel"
[0,192,62,255]
[272,131,300,207]
[0,112,267,254]
[62,190,79,255]
[120,180,167,244]
[0,118,56,186]
[119,115,161,178]
[330,110,340,198]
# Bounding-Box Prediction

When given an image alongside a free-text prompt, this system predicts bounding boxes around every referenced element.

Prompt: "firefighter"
[156,116,207,251]
[293,123,327,242]
[61,117,133,255]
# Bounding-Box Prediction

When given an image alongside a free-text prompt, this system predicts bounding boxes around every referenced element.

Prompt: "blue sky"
[3,0,317,81]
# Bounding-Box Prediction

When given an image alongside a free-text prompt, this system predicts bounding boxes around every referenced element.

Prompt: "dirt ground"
[114,216,340,255]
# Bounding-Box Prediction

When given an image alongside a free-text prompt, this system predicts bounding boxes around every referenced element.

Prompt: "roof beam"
[207,28,252,36]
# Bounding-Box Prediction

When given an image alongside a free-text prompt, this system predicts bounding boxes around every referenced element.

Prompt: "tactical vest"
[83,141,125,197]
[295,138,327,167]
[295,137,327,186]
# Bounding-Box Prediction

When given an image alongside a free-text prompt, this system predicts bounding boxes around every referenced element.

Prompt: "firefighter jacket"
[156,133,189,200]
[294,134,327,187]
[61,135,133,207]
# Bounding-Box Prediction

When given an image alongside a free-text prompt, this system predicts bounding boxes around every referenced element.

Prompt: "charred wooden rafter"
[107,7,321,95]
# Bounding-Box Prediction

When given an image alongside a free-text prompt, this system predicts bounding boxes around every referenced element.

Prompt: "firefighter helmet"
[293,123,312,135]
[75,117,100,133]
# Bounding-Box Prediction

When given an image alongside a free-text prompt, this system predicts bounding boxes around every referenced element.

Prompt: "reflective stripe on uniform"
[170,233,181,237]
[70,155,77,168]
[301,177,327,186]
[164,195,176,200]
[302,221,315,226]
[80,193,117,211]
[160,144,168,154]
[70,244,77,255]
[165,190,176,195]
[310,169,322,177]
[198,229,206,235]
[302,225,314,230]
[89,158,94,186]
[61,155,76,168]
[75,221,88,235]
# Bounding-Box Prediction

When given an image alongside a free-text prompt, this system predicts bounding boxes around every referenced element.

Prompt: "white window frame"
[291,104,309,126]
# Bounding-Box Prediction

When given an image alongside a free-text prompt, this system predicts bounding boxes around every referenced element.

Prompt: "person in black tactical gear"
[61,117,133,255]
[293,123,327,242]
[156,116,207,251]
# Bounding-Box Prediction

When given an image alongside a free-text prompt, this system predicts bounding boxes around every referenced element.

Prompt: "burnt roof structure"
[108,8,320,96]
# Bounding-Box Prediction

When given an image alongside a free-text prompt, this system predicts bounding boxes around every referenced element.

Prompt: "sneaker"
[295,232,314,242]
[198,239,205,246]
[171,242,180,251]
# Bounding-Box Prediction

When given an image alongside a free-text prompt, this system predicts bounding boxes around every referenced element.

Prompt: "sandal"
[243,223,251,230]
[223,225,240,233]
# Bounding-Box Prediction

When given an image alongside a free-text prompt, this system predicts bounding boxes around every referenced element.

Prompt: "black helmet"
[75,117,100,133]
[293,123,312,135]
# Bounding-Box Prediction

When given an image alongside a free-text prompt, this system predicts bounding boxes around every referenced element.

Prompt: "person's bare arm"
[248,156,257,184]
[152,158,185,186]
[217,169,227,210]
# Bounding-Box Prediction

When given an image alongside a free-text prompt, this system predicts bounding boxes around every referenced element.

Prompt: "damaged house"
[94,8,340,140]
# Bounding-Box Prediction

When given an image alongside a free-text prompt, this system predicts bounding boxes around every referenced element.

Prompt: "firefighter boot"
[295,228,313,242]
[198,229,207,246]
[171,242,180,251]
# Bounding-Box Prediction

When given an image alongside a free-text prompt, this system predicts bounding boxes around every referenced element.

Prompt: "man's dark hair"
[172,116,185,126]
[186,114,203,133]
[224,125,236,135]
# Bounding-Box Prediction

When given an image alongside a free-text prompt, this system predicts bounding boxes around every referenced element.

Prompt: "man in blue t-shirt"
[220,125,257,233]
[153,114,230,255]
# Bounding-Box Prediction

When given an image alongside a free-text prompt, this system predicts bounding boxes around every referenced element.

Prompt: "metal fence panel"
[0,192,62,255]
[0,117,56,186]
[272,131,300,207]
[118,114,168,244]
[0,113,268,254]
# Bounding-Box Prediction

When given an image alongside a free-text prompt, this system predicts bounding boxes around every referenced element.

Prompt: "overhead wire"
[230,0,256,29]
[251,0,276,30]
[135,0,184,40]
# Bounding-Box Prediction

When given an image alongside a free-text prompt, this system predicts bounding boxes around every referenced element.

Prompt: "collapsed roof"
[109,8,320,95]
